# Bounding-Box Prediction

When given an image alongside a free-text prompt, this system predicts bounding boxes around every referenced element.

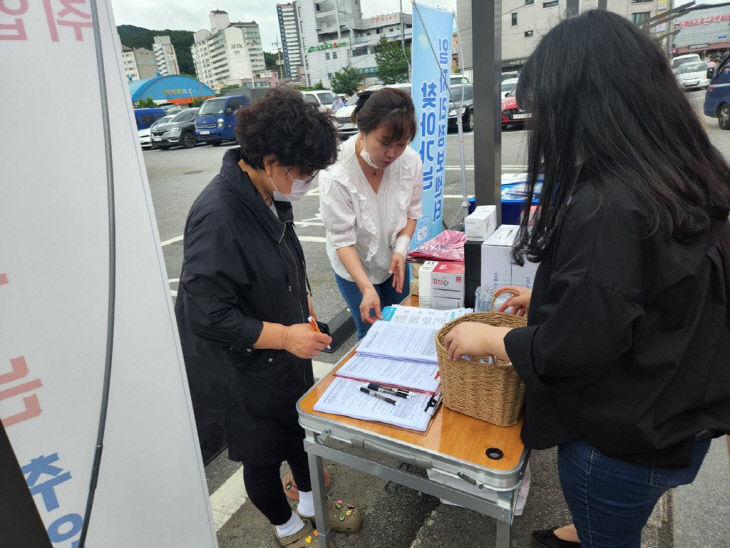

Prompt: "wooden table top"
[299,299,526,472]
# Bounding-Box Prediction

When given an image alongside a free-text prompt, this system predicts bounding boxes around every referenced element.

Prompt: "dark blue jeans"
[335,270,410,340]
[558,438,711,548]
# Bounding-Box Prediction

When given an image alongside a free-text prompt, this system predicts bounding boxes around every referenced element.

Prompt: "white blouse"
[319,134,424,284]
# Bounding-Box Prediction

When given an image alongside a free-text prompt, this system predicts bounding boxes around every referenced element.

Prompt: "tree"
[117,25,195,76]
[374,36,410,84]
[264,51,279,72]
[135,97,157,108]
[330,66,364,95]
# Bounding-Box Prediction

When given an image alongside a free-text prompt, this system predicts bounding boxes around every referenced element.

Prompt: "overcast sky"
[110,0,457,52]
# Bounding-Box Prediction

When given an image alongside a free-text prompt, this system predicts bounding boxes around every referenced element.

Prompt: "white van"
[671,54,701,72]
[301,90,336,112]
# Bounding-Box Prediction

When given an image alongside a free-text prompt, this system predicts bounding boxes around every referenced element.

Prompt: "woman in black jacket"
[175,87,361,546]
[444,11,730,548]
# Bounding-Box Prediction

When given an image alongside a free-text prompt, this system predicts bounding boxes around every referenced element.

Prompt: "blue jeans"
[335,270,410,340]
[558,438,711,548]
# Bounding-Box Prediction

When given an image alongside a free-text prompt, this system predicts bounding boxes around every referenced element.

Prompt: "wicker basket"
[435,311,527,426]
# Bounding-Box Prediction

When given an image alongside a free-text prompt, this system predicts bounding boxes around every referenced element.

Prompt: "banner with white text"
[411,4,454,245]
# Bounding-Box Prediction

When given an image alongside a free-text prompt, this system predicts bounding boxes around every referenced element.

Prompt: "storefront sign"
[308,40,349,52]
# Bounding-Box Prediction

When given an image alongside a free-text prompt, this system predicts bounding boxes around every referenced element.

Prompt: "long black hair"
[513,10,730,265]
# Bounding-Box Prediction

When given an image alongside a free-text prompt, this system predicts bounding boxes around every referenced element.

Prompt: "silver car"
[676,61,711,90]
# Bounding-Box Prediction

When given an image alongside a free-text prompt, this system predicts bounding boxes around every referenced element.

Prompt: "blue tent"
[129,75,214,104]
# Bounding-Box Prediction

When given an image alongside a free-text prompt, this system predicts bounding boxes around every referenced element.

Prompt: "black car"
[448,84,474,132]
[151,108,199,149]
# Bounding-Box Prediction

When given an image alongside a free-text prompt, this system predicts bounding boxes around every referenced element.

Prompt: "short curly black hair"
[235,86,338,173]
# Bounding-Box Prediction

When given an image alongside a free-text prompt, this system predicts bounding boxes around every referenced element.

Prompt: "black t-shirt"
[504,180,730,467]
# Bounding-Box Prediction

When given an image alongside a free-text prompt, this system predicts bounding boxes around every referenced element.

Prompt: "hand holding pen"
[308,316,331,350]
[283,323,331,359]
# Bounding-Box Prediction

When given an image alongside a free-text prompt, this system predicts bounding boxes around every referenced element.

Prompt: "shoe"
[298,499,363,534]
[275,519,334,547]
[532,527,581,547]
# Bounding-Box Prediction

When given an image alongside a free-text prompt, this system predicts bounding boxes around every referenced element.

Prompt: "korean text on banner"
[0,1,216,546]
[411,4,454,246]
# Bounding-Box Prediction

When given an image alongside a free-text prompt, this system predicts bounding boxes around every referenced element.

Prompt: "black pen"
[424,393,443,413]
[367,383,410,398]
[360,386,398,406]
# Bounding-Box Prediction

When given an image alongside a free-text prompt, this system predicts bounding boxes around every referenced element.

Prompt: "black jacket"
[175,148,313,464]
[505,181,730,467]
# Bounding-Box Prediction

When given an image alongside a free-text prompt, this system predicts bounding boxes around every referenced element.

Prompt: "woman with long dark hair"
[445,10,730,547]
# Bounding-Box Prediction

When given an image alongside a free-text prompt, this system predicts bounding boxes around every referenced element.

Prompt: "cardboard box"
[481,225,518,290]
[431,262,465,309]
[481,224,540,290]
[418,261,438,307]
[464,205,497,241]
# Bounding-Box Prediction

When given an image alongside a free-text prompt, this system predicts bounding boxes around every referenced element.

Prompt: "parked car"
[501,92,531,129]
[676,61,710,89]
[195,95,250,146]
[448,83,474,132]
[333,83,412,139]
[150,108,199,149]
[139,114,173,149]
[302,90,337,112]
[704,53,730,130]
[501,78,519,99]
[450,74,470,85]
[133,107,166,131]
[671,53,701,72]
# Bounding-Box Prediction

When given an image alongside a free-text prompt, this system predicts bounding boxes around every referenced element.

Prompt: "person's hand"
[360,286,382,325]
[283,324,332,359]
[494,286,532,317]
[442,322,495,361]
[389,252,406,294]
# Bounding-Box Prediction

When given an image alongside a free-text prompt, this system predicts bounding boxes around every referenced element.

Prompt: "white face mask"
[359,135,379,169]
[268,171,313,202]
[273,178,312,202]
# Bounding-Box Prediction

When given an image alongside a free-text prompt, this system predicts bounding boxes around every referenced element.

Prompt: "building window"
[325,52,330,60]
[631,0,653,2]
[512,13,518,26]
[524,30,534,37]
[332,51,337,59]
[525,0,534,4]
[328,72,333,79]
[543,0,558,6]
[632,11,650,24]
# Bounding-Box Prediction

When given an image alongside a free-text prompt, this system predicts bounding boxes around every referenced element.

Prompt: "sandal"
[298,499,362,534]
[282,469,331,501]
[275,519,334,547]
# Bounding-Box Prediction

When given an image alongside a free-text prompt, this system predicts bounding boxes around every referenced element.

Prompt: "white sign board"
[0,1,216,546]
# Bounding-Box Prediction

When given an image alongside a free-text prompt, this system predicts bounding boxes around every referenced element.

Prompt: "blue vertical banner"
[411,4,453,246]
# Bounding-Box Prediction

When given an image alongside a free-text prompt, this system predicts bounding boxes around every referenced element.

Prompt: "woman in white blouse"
[319,88,423,339]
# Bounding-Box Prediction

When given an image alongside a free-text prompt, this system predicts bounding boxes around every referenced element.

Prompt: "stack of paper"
[316,306,470,430]
[314,377,436,431]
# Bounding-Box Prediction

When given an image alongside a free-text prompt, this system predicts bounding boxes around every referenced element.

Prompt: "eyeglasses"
[285,167,319,184]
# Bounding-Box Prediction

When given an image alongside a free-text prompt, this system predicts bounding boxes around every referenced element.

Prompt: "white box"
[431,261,465,300]
[418,261,438,307]
[464,205,497,241]
[512,259,540,289]
[480,224,519,290]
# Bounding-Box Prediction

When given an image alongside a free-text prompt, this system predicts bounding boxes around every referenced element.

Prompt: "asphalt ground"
[141,89,729,547]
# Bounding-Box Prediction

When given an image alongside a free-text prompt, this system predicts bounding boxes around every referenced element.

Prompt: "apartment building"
[191,10,266,90]
[458,0,665,71]
[153,35,180,76]
[296,0,412,88]
[121,45,157,81]
[277,3,305,79]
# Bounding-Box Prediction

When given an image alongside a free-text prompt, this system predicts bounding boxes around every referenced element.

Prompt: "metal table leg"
[307,451,332,547]
[496,519,512,548]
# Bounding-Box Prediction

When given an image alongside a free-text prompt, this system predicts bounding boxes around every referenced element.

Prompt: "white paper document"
[314,377,434,431]
[383,305,472,327]
[335,354,441,394]
[357,321,439,363]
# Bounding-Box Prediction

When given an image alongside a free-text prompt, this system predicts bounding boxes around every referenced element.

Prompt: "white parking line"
[209,465,246,531]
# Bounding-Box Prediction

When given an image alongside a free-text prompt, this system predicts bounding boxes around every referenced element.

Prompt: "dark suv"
[448,84,474,132]
[151,108,199,149]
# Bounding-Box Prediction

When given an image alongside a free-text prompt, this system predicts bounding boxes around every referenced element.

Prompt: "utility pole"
[272,37,284,80]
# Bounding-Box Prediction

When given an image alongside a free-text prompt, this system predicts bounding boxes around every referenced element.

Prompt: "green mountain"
[117,24,195,77]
